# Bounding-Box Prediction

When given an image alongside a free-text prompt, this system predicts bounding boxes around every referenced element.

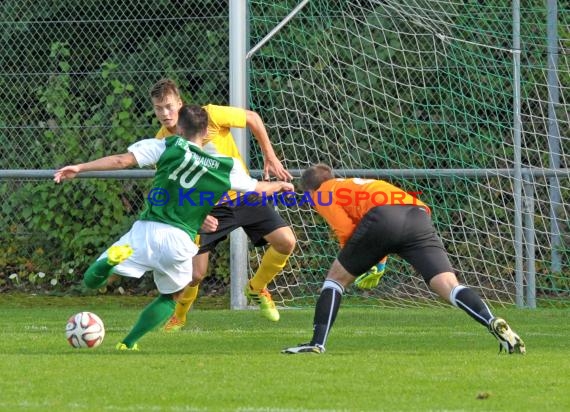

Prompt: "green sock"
[122,295,176,348]
[83,259,115,289]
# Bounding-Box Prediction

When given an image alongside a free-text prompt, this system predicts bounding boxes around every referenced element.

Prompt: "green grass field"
[1,295,569,412]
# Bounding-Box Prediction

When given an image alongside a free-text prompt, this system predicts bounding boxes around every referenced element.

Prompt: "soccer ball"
[65,311,105,348]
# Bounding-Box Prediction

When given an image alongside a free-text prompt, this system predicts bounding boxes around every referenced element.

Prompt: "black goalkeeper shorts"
[338,205,454,282]
[197,193,289,254]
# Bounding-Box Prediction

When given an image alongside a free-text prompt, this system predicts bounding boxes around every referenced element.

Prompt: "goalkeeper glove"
[354,259,387,290]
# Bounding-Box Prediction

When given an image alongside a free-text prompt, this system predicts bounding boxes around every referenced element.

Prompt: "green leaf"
[121,98,133,109]
[54,106,65,119]
[59,61,70,72]
[22,207,33,219]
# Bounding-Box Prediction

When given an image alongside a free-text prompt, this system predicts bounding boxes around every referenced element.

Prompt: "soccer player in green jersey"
[151,79,295,328]
[54,105,294,350]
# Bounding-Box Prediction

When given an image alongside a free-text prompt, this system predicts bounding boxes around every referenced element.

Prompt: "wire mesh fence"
[1,1,568,307]
[1,0,232,296]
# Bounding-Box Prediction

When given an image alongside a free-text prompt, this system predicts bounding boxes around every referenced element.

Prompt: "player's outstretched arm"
[54,153,138,183]
[245,110,292,181]
[254,180,294,196]
[54,165,81,183]
[228,153,293,195]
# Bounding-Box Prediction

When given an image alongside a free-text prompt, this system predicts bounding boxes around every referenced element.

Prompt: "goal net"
[246,0,570,307]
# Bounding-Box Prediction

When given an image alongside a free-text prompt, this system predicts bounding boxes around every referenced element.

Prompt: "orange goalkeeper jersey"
[313,178,429,247]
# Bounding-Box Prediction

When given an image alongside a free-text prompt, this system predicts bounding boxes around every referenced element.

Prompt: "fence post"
[523,172,536,308]
[546,0,562,274]
[512,0,524,308]
[229,0,248,310]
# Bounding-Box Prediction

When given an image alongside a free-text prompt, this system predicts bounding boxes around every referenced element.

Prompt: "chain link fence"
[1,0,232,296]
[1,1,569,306]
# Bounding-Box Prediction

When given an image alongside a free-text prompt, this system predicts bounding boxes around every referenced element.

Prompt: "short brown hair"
[300,163,335,191]
[177,104,208,141]
[149,78,181,101]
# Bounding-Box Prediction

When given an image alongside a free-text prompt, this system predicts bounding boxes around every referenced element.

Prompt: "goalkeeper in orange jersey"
[150,79,296,328]
[282,163,526,355]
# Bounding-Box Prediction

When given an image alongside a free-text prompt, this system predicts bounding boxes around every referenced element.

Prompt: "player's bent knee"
[191,253,209,284]
[190,271,207,284]
[428,271,459,300]
[270,228,296,254]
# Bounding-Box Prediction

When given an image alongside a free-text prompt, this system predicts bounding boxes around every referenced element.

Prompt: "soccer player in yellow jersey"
[150,78,296,328]
[54,105,293,350]
[282,164,526,355]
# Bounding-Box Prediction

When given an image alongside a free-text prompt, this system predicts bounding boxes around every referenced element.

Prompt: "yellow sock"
[174,285,199,322]
[249,246,290,291]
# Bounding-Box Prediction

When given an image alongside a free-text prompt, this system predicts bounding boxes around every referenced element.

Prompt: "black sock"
[310,280,344,347]
[450,285,494,327]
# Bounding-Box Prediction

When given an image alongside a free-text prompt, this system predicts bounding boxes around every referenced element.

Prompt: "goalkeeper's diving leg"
[282,259,349,354]
[429,271,525,354]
